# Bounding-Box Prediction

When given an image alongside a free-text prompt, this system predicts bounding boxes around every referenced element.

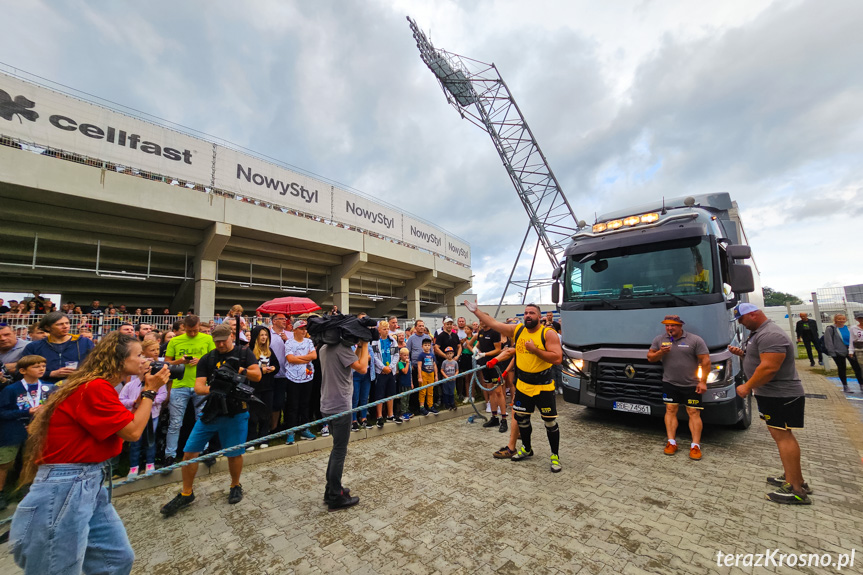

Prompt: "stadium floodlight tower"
[407,16,585,316]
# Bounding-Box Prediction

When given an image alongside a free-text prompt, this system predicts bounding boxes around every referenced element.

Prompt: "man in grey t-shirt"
[730,303,811,505]
[319,340,368,511]
[647,315,710,460]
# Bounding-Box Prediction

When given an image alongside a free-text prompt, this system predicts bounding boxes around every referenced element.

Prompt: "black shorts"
[661,382,702,409]
[755,395,805,429]
[374,372,397,401]
[512,388,557,419]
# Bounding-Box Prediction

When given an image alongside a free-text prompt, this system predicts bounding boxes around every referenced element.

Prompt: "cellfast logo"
[409,225,442,247]
[345,201,395,229]
[448,241,469,259]
[0,88,195,164]
[236,164,319,203]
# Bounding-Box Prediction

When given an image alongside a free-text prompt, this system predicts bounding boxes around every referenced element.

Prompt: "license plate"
[613,401,650,414]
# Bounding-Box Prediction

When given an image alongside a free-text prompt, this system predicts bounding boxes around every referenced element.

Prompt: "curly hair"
[19,332,141,486]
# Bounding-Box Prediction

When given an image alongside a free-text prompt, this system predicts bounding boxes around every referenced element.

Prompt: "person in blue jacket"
[0,354,56,510]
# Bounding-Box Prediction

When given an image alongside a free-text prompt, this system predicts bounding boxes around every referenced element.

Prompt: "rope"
[0,363,490,529]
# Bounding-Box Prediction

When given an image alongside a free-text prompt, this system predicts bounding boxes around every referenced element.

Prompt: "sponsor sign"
[331,187,401,238]
[445,234,471,265]
[0,72,211,183]
[403,215,444,253]
[213,147,332,218]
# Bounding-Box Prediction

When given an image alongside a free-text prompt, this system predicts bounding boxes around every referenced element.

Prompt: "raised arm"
[463,301,516,339]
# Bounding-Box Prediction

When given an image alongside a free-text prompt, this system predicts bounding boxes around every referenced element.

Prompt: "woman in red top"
[9,332,170,575]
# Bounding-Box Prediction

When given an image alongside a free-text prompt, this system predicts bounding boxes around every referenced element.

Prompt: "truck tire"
[734,391,752,430]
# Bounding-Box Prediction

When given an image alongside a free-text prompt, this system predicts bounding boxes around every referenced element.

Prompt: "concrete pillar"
[194,222,231,318]
[330,252,367,316]
[370,270,437,319]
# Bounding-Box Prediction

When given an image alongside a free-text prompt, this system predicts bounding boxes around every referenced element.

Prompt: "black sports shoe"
[328,493,360,512]
[160,491,195,516]
[351,420,360,432]
[362,420,375,430]
[766,474,813,494]
[766,483,812,505]
[499,417,508,433]
[323,486,351,504]
[228,485,244,504]
[376,417,385,429]
[483,416,500,428]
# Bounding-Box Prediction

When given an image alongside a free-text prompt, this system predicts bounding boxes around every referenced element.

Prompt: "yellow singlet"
[514,324,555,397]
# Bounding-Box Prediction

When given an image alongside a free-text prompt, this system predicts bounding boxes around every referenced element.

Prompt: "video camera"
[149,361,185,380]
[307,314,379,348]
[200,356,261,423]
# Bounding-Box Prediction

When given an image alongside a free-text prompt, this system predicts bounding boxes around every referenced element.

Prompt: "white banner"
[331,187,402,238]
[403,215,445,255]
[0,72,211,183]
[445,234,471,265]
[213,147,332,218]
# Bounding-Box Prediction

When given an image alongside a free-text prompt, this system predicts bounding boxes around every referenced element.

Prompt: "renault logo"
[624,365,636,379]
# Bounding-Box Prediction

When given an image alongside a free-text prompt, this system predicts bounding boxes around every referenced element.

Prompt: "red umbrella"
[257,297,321,315]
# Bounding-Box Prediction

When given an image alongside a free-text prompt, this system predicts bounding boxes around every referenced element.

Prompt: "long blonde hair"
[20,332,140,486]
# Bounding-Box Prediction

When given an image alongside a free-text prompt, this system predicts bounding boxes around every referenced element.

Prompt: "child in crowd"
[0,355,55,510]
[119,340,168,476]
[417,337,439,416]
[440,347,459,410]
[396,348,413,421]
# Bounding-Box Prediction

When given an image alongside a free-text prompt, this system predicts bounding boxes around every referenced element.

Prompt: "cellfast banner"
[0,72,211,184]
[0,72,469,265]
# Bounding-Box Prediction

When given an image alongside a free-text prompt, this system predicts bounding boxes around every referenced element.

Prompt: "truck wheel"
[734,391,752,430]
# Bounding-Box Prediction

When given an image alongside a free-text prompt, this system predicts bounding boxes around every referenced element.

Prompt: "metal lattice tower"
[407,17,582,315]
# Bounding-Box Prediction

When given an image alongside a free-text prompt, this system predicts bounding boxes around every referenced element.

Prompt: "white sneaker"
[247,446,255,452]
[321,425,330,437]
[462,397,471,404]
[145,463,155,473]
[486,402,492,413]
[127,466,139,478]
[259,443,268,449]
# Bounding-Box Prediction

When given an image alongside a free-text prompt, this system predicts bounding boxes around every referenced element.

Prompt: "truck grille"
[594,359,664,404]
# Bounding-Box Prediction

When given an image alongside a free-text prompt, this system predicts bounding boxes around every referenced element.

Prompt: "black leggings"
[834,354,863,387]
[247,388,274,441]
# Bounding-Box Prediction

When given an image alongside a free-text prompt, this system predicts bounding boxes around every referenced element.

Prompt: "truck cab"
[553,193,762,427]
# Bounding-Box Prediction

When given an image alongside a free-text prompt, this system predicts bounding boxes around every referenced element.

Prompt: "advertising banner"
[213,147,332,218]
[445,234,471,265]
[0,72,211,183]
[331,187,402,239]
[403,215,445,256]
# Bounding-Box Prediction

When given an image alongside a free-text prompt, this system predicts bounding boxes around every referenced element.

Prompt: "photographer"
[160,324,261,516]
[8,332,170,574]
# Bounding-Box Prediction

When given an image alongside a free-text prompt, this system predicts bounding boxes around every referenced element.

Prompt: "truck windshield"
[566,237,717,304]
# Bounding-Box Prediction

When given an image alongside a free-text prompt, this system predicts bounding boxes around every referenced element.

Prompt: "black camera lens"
[150,361,185,380]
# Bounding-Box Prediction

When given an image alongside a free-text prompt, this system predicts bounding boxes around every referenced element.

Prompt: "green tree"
[762,286,803,306]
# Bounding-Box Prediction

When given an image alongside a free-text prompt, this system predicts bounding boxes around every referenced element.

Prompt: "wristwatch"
[141,390,158,401]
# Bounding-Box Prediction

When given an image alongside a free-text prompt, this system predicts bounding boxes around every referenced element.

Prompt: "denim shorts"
[183,411,249,457]
[10,463,134,575]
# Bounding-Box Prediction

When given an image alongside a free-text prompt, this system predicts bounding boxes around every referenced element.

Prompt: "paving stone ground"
[3,360,862,574]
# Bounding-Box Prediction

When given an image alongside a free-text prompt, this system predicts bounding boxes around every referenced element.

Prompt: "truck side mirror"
[726,245,751,260]
[551,281,561,304]
[552,265,563,280]
[728,263,754,293]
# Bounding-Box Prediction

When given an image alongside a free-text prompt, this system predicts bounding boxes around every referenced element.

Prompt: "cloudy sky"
[2,0,860,304]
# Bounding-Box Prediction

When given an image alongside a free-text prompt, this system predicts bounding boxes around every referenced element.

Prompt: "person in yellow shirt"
[464,301,564,472]
[677,260,710,293]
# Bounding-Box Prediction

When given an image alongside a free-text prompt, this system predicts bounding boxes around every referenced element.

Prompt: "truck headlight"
[697,360,730,387]
[563,358,588,376]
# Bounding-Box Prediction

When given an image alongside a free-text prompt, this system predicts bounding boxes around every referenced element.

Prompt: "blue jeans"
[352,371,372,422]
[128,419,156,468]
[165,387,206,458]
[10,463,134,575]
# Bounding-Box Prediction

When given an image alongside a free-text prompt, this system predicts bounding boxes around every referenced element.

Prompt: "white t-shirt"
[284,336,315,382]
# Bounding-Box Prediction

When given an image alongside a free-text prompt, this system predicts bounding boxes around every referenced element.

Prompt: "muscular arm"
[738,352,785,393]
[527,328,563,365]
[465,301,517,339]
[646,347,667,363]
